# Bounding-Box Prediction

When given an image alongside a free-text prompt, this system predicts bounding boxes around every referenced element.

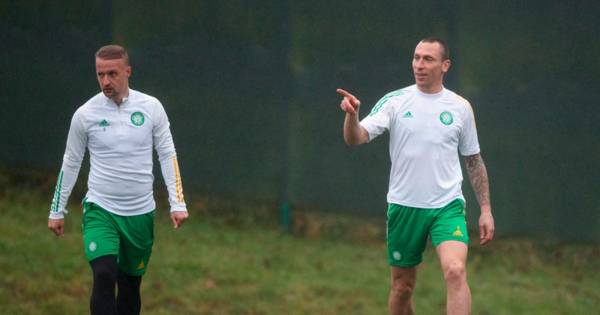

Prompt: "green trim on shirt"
[369,89,404,116]
[51,171,64,212]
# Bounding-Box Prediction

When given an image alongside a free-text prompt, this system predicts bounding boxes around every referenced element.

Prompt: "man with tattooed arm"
[337,37,494,315]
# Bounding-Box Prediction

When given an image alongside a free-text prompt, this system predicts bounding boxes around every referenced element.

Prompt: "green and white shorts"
[82,202,155,276]
[386,199,469,267]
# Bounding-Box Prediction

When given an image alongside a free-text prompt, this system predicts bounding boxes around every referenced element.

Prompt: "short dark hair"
[420,37,450,60]
[95,45,129,65]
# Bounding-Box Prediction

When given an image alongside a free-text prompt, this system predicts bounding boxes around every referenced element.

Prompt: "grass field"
[1,180,599,314]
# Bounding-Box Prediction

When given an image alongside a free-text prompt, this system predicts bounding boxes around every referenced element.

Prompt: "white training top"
[49,89,186,219]
[360,85,480,208]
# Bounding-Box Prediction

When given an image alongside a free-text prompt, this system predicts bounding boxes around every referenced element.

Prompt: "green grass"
[1,188,599,314]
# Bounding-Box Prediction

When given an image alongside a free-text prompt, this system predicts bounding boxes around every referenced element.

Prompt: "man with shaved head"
[48,44,189,315]
[337,38,494,315]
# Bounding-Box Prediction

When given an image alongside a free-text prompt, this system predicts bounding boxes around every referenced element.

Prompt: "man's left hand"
[478,208,494,245]
[171,211,189,229]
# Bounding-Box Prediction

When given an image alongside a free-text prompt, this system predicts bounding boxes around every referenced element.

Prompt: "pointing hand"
[336,88,361,115]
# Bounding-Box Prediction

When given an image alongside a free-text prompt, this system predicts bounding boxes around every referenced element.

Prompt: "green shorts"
[82,202,155,276]
[386,199,469,267]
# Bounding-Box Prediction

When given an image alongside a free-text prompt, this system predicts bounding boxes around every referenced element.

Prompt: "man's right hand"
[337,88,361,115]
[48,219,65,236]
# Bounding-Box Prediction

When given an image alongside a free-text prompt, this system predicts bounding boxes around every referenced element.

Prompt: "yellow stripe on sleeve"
[171,156,184,203]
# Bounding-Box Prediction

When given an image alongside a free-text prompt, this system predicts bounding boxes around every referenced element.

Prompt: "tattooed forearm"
[465,153,491,210]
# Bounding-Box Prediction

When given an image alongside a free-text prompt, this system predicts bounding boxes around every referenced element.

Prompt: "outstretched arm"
[464,153,494,245]
[337,88,369,146]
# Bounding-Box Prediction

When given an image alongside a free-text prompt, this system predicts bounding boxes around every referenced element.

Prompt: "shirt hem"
[84,197,155,217]
[460,149,481,156]
[387,196,465,209]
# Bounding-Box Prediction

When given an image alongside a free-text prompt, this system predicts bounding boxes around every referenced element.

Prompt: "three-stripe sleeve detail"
[51,171,64,212]
[172,156,184,203]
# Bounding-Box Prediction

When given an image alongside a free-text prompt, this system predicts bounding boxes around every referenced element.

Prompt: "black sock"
[90,255,118,315]
[116,271,142,315]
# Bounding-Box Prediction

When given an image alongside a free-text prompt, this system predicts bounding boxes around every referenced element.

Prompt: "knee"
[391,279,415,301]
[94,267,117,285]
[443,260,466,285]
[91,256,118,284]
[118,272,142,290]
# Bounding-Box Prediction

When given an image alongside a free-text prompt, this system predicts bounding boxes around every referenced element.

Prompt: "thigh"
[436,240,468,273]
[83,202,120,262]
[387,204,432,267]
[430,199,469,247]
[115,211,155,276]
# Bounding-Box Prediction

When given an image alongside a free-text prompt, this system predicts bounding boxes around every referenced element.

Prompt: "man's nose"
[100,76,110,86]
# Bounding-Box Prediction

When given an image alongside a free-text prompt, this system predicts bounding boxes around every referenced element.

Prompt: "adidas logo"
[402,111,413,118]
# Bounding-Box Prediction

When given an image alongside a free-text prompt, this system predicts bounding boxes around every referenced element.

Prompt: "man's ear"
[442,59,451,73]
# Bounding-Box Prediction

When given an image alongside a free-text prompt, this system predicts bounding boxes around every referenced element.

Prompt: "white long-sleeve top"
[49,89,186,219]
